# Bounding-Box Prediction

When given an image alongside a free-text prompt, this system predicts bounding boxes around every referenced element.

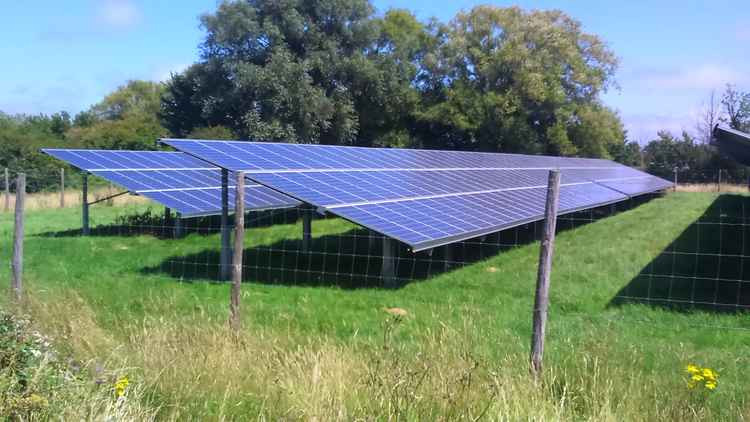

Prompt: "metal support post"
[444,244,453,272]
[174,213,185,238]
[382,237,397,288]
[220,169,231,281]
[302,209,312,252]
[60,168,65,208]
[82,172,89,236]
[368,230,378,251]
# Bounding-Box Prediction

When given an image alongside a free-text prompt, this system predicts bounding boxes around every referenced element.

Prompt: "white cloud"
[97,0,141,29]
[635,64,746,92]
[621,113,698,144]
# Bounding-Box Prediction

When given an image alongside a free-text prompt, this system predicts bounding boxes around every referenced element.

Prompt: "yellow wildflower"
[686,364,700,374]
[685,364,719,392]
[114,376,130,398]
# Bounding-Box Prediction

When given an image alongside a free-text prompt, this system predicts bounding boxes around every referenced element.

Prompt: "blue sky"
[1,1,748,143]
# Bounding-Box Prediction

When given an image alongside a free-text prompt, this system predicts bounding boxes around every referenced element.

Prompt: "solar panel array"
[162,139,673,251]
[42,149,300,217]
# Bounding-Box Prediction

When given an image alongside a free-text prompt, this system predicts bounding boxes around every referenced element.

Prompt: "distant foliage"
[187,125,236,140]
[721,84,750,132]
[0,112,79,192]
[161,1,627,158]
[642,131,746,182]
[65,80,168,151]
[416,7,621,156]
[0,81,169,192]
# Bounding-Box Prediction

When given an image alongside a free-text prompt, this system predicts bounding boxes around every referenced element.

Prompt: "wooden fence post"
[673,167,677,192]
[11,173,25,301]
[230,171,245,330]
[4,168,9,212]
[60,168,65,208]
[530,170,561,377]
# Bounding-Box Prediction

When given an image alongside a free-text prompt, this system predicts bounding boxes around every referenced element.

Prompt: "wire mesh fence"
[613,194,750,312]
[3,167,749,328]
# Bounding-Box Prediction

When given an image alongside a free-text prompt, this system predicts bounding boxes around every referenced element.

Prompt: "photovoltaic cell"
[41,149,300,217]
[161,139,673,250]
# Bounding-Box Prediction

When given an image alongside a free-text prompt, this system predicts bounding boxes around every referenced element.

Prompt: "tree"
[642,130,744,183]
[609,141,642,168]
[721,84,750,132]
[65,114,165,150]
[0,112,80,192]
[415,6,621,157]
[67,80,168,150]
[695,90,723,144]
[187,125,236,140]
[49,111,72,137]
[92,80,164,121]
[161,0,420,146]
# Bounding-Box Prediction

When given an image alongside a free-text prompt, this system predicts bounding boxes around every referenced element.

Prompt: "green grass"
[0,193,748,420]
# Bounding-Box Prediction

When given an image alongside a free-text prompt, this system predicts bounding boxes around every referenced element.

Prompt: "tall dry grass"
[676,183,749,193]
[0,187,147,212]
[0,303,159,421]
[22,290,748,421]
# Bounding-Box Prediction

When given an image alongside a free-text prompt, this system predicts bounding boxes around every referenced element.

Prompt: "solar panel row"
[161,139,672,251]
[41,149,300,217]
[160,139,622,171]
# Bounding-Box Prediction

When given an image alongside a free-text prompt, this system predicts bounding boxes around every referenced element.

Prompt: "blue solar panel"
[161,139,672,250]
[331,184,626,248]
[161,139,622,171]
[42,149,300,217]
[598,177,674,197]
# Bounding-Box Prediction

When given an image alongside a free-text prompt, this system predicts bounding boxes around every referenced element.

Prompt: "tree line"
[1,0,748,191]
[639,85,750,184]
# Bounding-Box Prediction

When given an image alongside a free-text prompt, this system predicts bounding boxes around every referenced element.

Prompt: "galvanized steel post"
[82,172,90,236]
[220,169,231,281]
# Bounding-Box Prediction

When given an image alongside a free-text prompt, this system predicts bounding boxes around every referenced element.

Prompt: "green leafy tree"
[609,141,642,168]
[91,80,164,121]
[643,130,744,182]
[0,112,80,192]
[187,125,236,140]
[721,84,750,132]
[415,6,620,156]
[161,0,421,146]
[67,80,167,150]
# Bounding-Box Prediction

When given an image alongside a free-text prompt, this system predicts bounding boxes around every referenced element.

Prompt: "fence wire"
[4,168,749,330]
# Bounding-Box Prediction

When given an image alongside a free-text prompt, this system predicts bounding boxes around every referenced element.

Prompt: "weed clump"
[0,311,156,420]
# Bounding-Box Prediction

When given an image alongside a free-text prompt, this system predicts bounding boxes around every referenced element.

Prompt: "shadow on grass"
[142,226,543,289]
[35,207,302,239]
[143,196,660,289]
[611,194,750,313]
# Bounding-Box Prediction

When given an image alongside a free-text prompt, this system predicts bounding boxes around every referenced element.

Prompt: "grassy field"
[0,192,748,420]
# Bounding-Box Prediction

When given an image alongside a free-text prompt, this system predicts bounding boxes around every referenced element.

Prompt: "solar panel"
[161,139,672,250]
[41,149,300,217]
